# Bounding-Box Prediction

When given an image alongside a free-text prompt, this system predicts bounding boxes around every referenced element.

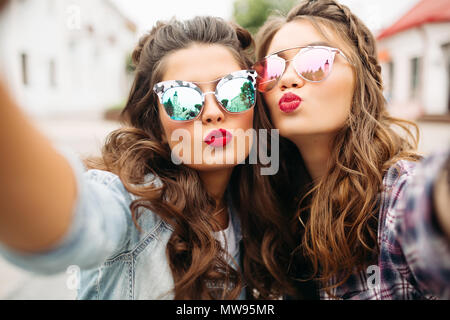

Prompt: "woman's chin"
[185,162,237,172]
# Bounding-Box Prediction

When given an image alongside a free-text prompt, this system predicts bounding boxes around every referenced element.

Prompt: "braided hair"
[255,0,421,297]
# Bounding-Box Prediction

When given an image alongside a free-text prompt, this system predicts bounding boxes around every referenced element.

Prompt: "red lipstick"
[204,129,233,148]
[279,92,302,113]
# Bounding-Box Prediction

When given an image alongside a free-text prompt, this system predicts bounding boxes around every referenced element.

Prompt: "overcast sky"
[112,0,421,36]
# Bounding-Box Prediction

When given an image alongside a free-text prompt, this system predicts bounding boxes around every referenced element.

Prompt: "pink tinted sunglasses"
[253,45,353,92]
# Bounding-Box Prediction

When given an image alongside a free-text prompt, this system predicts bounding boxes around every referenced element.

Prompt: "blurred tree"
[233,0,297,34]
[240,82,255,107]
[126,53,135,74]
[165,98,174,116]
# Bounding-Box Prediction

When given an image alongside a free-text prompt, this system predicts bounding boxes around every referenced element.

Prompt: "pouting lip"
[279,92,302,104]
[204,129,233,147]
[279,92,302,113]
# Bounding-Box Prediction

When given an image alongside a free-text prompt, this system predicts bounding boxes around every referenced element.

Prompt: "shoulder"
[381,152,447,206]
[84,169,122,188]
[83,169,161,199]
[378,153,447,241]
[378,159,419,238]
[382,160,418,191]
[83,169,173,250]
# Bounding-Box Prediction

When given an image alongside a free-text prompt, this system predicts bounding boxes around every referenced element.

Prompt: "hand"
[434,154,450,240]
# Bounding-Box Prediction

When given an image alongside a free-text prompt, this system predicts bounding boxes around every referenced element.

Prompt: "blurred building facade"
[377,0,450,120]
[0,0,136,117]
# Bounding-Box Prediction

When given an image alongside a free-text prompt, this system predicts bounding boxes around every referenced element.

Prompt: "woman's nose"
[278,61,305,90]
[201,93,225,124]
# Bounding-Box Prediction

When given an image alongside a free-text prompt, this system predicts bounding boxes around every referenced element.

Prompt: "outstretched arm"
[0,79,77,253]
[395,149,450,298]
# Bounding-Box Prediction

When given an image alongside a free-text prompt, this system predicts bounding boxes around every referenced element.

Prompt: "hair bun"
[232,23,254,51]
[132,21,168,67]
[132,33,151,67]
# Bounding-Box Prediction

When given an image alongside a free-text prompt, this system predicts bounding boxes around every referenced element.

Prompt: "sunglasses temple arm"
[336,50,353,66]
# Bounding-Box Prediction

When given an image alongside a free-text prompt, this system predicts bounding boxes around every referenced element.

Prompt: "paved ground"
[0,113,448,300]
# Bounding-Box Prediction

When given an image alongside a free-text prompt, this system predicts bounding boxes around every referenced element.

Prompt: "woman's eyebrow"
[270,41,334,57]
[307,41,333,46]
[193,74,227,84]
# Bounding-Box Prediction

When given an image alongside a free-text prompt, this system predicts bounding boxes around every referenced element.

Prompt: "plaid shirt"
[320,150,450,300]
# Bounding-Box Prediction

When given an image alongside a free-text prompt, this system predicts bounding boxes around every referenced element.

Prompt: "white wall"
[421,23,449,114]
[0,0,137,117]
[378,22,450,116]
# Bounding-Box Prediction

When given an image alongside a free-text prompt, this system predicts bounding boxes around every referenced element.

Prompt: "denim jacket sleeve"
[0,147,135,275]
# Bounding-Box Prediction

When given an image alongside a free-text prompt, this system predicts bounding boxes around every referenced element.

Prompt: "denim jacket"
[0,149,245,300]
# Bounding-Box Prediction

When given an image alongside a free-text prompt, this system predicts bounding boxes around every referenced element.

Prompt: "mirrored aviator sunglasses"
[153,70,257,121]
[253,45,352,93]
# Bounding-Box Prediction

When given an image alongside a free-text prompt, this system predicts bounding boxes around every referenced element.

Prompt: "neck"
[198,167,233,230]
[291,134,333,184]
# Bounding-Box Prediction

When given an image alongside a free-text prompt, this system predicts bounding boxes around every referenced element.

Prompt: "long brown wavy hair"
[255,0,423,296]
[85,16,296,299]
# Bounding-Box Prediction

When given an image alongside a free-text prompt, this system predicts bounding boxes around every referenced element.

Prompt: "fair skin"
[262,19,450,238]
[263,20,355,183]
[159,43,254,229]
[0,81,77,253]
[434,167,450,240]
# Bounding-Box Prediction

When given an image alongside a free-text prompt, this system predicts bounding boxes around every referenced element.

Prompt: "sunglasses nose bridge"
[279,58,306,89]
[202,91,216,97]
[285,50,305,76]
[202,91,222,106]
[200,91,225,124]
[201,91,218,106]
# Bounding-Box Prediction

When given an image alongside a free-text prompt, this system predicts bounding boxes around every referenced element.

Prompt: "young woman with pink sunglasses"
[252,0,450,300]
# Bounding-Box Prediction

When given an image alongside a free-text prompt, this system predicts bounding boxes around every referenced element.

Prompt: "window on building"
[86,25,95,35]
[68,39,77,53]
[21,53,28,86]
[108,35,117,46]
[448,59,450,112]
[410,56,422,99]
[49,59,56,88]
[443,42,450,112]
[387,61,394,101]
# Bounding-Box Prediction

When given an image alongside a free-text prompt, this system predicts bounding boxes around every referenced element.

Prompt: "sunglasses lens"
[254,56,285,92]
[162,87,202,121]
[217,78,255,112]
[294,47,334,82]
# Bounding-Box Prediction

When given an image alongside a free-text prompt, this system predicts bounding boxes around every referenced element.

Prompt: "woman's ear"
[160,132,168,144]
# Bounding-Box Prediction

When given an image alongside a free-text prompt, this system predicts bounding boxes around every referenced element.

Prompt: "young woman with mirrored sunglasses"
[0,15,286,300]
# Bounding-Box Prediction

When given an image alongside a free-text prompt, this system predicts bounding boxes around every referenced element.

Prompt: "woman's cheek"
[241,109,254,130]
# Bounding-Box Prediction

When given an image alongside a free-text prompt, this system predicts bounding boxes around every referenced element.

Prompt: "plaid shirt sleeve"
[392,149,450,298]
